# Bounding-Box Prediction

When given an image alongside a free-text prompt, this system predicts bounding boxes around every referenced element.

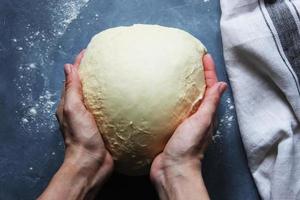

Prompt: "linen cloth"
[220,0,300,199]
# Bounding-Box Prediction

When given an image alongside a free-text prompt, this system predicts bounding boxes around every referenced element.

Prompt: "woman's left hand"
[39,50,113,200]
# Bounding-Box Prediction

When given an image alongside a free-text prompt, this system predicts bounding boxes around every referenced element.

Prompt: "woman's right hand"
[150,54,227,200]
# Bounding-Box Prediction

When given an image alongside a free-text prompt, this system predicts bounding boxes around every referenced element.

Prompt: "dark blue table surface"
[0,0,260,199]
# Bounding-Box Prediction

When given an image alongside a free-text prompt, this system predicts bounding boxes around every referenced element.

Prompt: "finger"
[73,49,86,70]
[63,63,86,117]
[191,82,227,128]
[56,79,66,123]
[56,74,68,140]
[173,82,227,148]
[56,80,66,116]
[203,54,218,88]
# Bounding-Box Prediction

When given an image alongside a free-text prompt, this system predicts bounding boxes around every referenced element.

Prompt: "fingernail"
[218,82,227,93]
[80,49,86,55]
[64,64,72,75]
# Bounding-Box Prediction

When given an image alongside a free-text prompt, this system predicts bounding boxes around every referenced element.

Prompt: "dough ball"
[79,24,206,175]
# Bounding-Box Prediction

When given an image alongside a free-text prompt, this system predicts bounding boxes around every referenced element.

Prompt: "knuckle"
[64,78,74,89]
[210,94,220,105]
[64,82,72,92]
[62,121,68,129]
[63,104,75,116]
[63,106,72,116]
[64,138,72,147]
[63,101,84,116]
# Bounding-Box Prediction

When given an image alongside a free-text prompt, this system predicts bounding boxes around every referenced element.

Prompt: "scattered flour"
[29,107,37,116]
[22,118,29,123]
[212,97,236,142]
[14,0,90,136]
[50,0,89,37]
[28,63,37,69]
[212,130,222,141]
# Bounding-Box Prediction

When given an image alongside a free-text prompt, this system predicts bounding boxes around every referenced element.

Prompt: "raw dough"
[79,24,206,175]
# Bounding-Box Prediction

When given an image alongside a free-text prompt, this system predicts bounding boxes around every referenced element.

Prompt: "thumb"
[191,82,227,128]
[63,64,85,116]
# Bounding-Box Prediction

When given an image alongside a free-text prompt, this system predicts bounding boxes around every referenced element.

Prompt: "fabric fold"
[220,0,300,199]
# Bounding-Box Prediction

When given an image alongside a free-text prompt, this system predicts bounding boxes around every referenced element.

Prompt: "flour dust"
[212,97,236,142]
[14,0,90,134]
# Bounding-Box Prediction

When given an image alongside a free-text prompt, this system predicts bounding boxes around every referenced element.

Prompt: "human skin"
[150,54,227,200]
[38,50,114,200]
[38,51,226,200]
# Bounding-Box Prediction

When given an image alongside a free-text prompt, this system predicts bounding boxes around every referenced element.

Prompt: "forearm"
[38,162,93,200]
[38,148,113,200]
[153,162,210,200]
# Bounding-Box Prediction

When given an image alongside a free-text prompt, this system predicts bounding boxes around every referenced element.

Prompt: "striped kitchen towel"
[220,0,300,199]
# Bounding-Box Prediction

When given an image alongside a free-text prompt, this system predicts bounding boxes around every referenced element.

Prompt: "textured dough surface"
[79,24,206,175]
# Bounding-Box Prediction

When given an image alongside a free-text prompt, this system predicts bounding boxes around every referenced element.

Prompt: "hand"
[56,50,113,181]
[39,50,113,200]
[150,54,227,200]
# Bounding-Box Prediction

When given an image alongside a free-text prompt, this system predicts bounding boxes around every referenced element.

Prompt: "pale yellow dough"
[79,24,206,175]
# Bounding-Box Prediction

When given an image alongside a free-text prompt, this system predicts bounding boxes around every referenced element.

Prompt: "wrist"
[61,158,97,186]
[64,145,113,172]
[154,159,202,185]
[151,156,202,183]
[63,145,114,189]
[151,159,209,200]
[38,152,113,200]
